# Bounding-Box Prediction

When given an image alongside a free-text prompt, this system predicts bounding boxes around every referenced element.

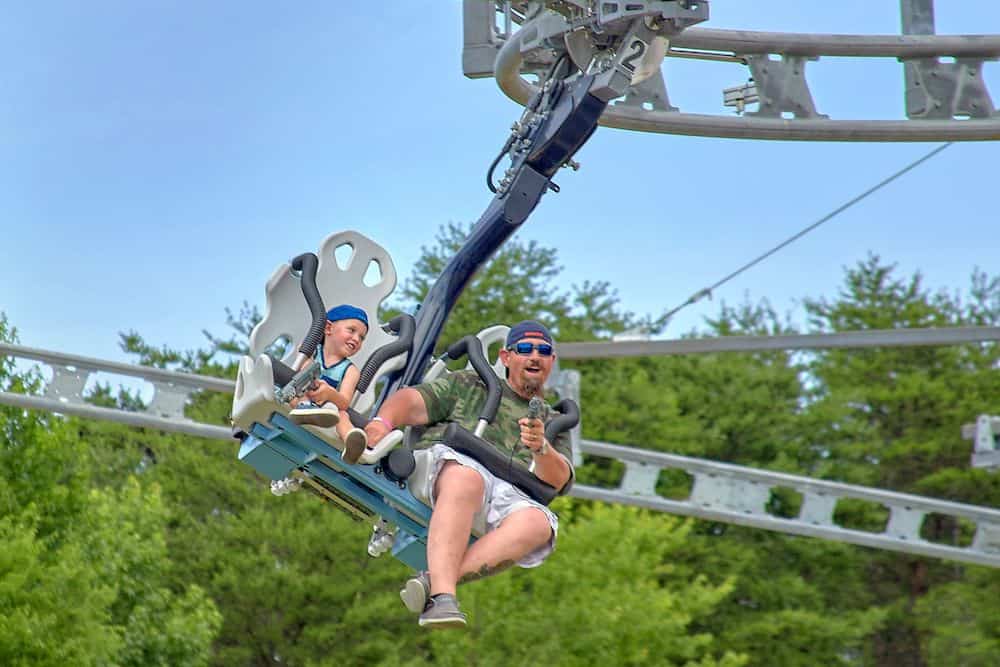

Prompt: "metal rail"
[575,439,1000,568]
[558,326,1000,359]
[0,343,233,392]
[0,342,234,439]
[3,338,999,565]
[0,390,233,441]
[671,28,1000,58]
[476,1,1000,141]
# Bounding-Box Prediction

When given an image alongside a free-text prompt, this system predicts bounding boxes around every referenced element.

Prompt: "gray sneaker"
[418,594,467,629]
[288,401,339,428]
[400,571,430,613]
[341,427,368,464]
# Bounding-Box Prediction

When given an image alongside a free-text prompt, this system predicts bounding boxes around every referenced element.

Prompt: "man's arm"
[532,443,572,490]
[363,387,430,444]
[518,417,572,490]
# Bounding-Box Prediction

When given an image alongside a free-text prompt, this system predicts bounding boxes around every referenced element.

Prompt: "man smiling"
[364,320,574,629]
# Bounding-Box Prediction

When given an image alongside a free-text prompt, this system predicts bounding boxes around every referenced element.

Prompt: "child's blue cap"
[326,304,369,330]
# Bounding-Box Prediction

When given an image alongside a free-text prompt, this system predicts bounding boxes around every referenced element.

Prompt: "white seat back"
[232,231,406,432]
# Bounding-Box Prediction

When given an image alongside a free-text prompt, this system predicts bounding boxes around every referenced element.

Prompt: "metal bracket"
[547,366,583,466]
[619,460,661,496]
[618,70,678,112]
[723,80,759,115]
[596,1,710,33]
[147,381,194,420]
[463,1,563,78]
[966,415,1000,470]
[44,365,91,403]
[744,54,827,119]
[902,57,998,119]
[462,0,502,78]
[690,472,770,514]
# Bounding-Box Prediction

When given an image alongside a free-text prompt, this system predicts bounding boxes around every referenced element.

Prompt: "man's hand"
[518,417,547,453]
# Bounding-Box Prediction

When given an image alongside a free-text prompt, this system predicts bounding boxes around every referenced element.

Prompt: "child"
[288,304,369,464]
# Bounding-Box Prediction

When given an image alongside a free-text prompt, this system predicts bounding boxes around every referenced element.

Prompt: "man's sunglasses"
[507,342,554,357]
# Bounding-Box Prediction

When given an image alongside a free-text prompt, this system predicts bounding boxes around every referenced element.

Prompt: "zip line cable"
[659,142,954,329]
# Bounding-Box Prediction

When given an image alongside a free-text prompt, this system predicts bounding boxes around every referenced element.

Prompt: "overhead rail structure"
[464,0,1000,141]
[4,330,1000,567]
[557,326,1000,359]
[576,439,1000,568]
[0,342,233,440]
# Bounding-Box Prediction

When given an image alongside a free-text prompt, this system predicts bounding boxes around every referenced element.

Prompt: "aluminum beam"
[558,326,1000,359]
[486,3,1000,141]
[5,340,1000,566]
[0,390,232,441]
[0,342,234,437]
[671,28,1000,58]
[575,439,1000,568]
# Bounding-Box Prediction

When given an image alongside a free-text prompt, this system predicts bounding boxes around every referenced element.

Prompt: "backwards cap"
[506,319,553,347]
[326,304,369,330]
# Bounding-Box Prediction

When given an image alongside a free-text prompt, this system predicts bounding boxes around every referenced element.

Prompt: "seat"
[231,230,405,436]
[232,240,578,569]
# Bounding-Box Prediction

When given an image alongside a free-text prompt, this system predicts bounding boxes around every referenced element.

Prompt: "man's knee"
[434,461,485,503]
[505,507,553,549]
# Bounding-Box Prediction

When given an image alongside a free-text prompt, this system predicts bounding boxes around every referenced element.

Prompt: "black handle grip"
[356,314,415,395]
[445,337,470,361]
[268,355,297,386]
[445,335,502,424]
[444,423,558,505]
[544,398,579,445]
[290,253,326,358]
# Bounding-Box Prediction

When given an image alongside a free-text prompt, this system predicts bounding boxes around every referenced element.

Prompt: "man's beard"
[522,378,541,396]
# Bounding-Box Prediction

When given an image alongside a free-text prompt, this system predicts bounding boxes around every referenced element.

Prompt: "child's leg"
[337,415,367,464]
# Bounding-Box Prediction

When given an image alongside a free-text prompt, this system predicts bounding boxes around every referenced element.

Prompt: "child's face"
[325,318,367,357]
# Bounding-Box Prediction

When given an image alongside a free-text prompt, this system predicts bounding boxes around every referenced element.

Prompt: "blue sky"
[4,2,999,365]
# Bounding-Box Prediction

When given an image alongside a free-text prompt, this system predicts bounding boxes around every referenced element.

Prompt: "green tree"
[423,503,746,667]
[801,255,1000,666]
[0,314,221,666]
[395,222,638,350]
[8,230,998,667]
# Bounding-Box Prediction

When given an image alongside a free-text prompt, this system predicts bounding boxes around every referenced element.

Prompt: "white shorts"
[422,443,559,568]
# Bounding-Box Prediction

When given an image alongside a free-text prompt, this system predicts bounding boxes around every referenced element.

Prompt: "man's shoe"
[341,427,367,464]
[289,401,339,428]
[400,571,430,613]
[418,594,467,629]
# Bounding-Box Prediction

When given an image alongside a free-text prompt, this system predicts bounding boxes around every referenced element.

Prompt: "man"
[364,320,574,629]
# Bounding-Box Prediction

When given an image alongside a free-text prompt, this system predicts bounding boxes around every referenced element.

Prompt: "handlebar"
[545,398,579,444]
[356,314,415,394]
[290,253,326,359]
[445,335,502,425]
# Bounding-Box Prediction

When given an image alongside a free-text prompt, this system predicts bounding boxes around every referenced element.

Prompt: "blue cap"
[326,304,369,330]
[506,320,553,347]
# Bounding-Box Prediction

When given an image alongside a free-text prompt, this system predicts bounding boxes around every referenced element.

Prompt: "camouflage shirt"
[413,370,573,487]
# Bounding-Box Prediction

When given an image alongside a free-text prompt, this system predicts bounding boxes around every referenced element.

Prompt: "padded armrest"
[358,430,404,465]
[443,423,558,505]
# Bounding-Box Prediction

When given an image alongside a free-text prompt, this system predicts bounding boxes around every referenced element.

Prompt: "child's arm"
[305,363,359,411]
[332,364,361,411]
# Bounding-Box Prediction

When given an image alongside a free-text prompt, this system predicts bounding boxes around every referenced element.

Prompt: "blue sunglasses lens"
[512,342,553,356]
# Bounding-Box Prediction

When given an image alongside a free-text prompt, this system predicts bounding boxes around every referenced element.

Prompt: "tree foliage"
[4,231,1000,666]
[395,222,638,350]
[0,315,221,666]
